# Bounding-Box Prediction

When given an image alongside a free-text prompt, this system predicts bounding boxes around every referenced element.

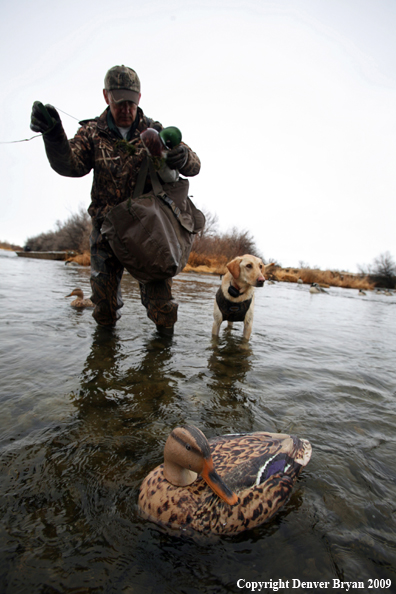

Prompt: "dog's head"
[227,255,266,288]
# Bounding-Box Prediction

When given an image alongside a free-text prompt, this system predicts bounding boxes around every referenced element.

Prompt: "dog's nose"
[256,278,265,287]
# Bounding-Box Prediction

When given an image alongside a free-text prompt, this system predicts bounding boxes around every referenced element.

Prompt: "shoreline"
[4,248,376,291]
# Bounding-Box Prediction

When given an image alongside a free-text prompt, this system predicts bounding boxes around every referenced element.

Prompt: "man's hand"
[166,144,188,170]
[30,102,62,138]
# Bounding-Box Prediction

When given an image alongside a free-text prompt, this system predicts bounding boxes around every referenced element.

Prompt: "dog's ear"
[227,257,241,279]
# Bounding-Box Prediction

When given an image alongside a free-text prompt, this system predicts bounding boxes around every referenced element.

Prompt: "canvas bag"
[101,157,205,283]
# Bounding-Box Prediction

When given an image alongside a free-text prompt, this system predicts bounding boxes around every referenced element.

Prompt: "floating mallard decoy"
[138,425,311,535]
[65,288,94,308]
[358,289,366,296]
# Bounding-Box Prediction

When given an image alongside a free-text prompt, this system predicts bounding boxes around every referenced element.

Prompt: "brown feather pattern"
[138,430,311,535]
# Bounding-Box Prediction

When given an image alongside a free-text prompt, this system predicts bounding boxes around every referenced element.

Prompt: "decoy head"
[66,288,84,299]
[163,426,238,506]
[140,128,164,158]
[159,126,182,149]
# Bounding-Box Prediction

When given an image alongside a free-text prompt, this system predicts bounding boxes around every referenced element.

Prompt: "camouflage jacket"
[42,107,201,225]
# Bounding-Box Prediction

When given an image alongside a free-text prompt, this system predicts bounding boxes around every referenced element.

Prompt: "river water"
[0,249,395,594]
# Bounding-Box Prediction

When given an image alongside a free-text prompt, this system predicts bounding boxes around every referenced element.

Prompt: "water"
[0,249,395,594]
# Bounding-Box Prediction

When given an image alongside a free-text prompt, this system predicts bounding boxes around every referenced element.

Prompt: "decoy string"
[0,105,80,144]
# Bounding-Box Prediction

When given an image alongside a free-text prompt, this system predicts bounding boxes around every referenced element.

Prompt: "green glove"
[30,102,62,139]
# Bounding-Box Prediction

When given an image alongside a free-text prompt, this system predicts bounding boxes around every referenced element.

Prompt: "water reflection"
[76,326,123,405]
[209,333,253,388]
[203,334,256,433]
[70,326,181,463]
[75,327,176,406]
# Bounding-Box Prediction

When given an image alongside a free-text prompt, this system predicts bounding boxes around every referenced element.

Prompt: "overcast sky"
[1,0,395,272]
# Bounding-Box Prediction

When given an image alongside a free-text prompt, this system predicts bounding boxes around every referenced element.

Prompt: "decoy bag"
[101,157,205,284]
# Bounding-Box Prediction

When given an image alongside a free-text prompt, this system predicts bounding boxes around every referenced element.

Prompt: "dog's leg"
[242,320,253,340]
[227,321,233,330]
[212,302,223,336]
[242,295,255,340]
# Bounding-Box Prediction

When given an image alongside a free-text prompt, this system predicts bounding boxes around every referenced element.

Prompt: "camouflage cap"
[104,65,141,104]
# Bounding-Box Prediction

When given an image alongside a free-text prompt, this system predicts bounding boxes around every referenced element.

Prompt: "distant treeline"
[24,207,91,253]
[0,241,23,251]
[188,210,262,267]
[357,251,396,289]
[20,208,396,289]
[23,207,263,264]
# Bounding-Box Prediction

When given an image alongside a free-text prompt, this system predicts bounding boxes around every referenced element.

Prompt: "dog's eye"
[246,264,252,269]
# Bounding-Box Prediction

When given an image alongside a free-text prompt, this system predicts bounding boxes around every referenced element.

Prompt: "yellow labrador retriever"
[212,254,267,340]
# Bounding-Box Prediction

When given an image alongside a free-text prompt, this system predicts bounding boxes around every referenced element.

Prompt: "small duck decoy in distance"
[309,283,320,294]
[65,288,94,308]
[138,425,312,535]
[358,289,366,296]
[309,283,327,294]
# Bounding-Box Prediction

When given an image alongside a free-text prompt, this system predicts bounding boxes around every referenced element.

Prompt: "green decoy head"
[159,126,182,149]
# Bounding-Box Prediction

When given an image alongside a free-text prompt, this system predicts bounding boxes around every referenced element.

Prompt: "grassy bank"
[270,266,374,290]
[66,250,375,291]
[184,252,374,290]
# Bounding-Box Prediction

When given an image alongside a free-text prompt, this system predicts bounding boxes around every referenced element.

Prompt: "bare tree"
[358,251,396,288]
[25,207,92,252]
[198,208,219,238]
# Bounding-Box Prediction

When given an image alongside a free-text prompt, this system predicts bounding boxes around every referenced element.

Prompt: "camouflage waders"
[90,226,178,328]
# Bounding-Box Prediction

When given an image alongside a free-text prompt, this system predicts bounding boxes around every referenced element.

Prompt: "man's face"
[103,89,140,127]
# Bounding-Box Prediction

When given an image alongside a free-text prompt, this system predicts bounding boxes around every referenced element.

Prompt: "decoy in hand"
[138,425,312,535]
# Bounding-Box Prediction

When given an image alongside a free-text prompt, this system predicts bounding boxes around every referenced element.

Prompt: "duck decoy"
[65,288,94,308]
[309,283,320,294]
[309,283,327,294]
[358,289,366,296]
[138,425,312,535]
